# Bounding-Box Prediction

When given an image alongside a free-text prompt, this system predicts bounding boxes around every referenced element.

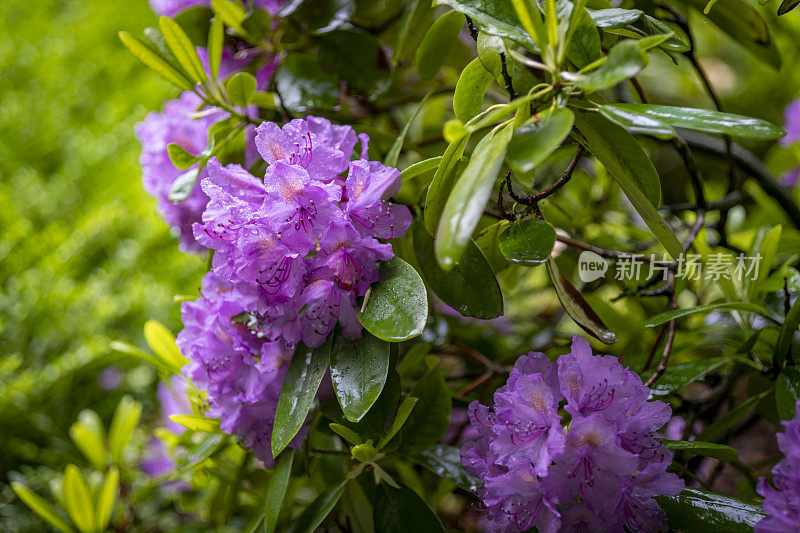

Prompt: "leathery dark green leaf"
[499,219,557,266]
[656,488,765,532]
[330,331,390,422]
[573,112,684,260]
[271,339,331,457]
[603,104,785,140]
[415,11,464,80]
[435,0,538,52]
[413,221,503,319]
[358,257,428,342]
[435,122,514,269]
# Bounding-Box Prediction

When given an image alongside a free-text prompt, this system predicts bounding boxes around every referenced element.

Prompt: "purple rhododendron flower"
[461,336,683,532]
[179,117,409,464]
[191,117,410,347]
[756,400,800,532]
[177,272,300,465]
[136,91,226,252]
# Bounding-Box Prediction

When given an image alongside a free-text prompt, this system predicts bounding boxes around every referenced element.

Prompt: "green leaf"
[506,107,574,175]
[511,0,547,50]
[168,167,201,202]
[207,17,224,81]
[779,0,800,16]
[108,395,142,464]
[400,360,451,453]
[499,219,557,266]
[642,302,765,328]
[251,91,278,108]
[159,16,206,83]
[330,332,390,422]
[415,11,464,79]
[437,0,538,52]
[547,258,617,344]
[94,467,119,532]
[174,433,228,476]
[318,30,387,93]
[393,0,434,64]
[401,157,443,182]
[272,340,331,457]
[110,340,172,373]
[598,106,675,139]
[385,91,433,168]
[169,414,220,433]
[211,0,247,35]
[662,440,738,462]
[777,367,800,420]
[341,480,374,533]
[11,483,75,533]
[291,0,354,35]
[683,0,780,69]
[377,397,418,450]
[118,32,193,90]
[412,221,503,319]
[415,444,479,491]
[588,8,642,28]
[643,15,689,53]
[167,142,200,170]
[424,132,471,233]
[63,465,94,533]
[329,423,362,445]
[656,488,765,532]
[287,482,346,533]
[699,390,771,442]
[573,112,683,260]
[565,4,602,68]
[264,449,294,533]
[274,55,339,112]
[575,40,646,92]
[69,419,106,470]
[225,72,257,106]
[143,320,188,372]
[374,483,446,532]
[358,258,428,342]
[774,297,800,369]
[603,104,785,140]
[648,358,729,397]
[436,123,514,269]
[173,6,214,45]
[454,58,495,123]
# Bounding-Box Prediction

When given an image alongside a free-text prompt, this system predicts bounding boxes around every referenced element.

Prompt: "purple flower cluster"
[462,336,683,532]
[192,117,411,347]
[177,272,299,465]
[136,92,226,252]
[176,117,409,461]
[756,400,800,532]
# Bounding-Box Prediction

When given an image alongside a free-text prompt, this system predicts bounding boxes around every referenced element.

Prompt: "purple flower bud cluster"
[135,92,227,253]
[756,400,800,532]
[461,336,683,532]
[176,117,409,461]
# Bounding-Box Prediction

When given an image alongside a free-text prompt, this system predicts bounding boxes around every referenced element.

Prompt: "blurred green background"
[1,0,799,529]
[0,0,204,528]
